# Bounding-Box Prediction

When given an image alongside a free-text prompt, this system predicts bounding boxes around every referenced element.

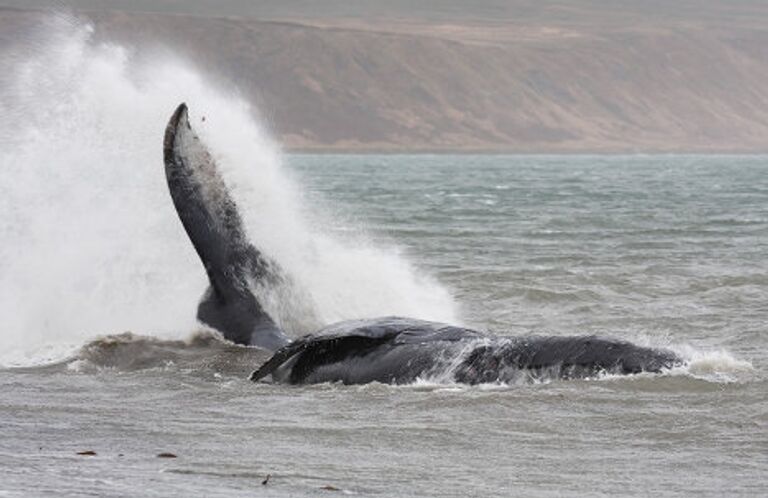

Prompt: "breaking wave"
[33,332,754,388]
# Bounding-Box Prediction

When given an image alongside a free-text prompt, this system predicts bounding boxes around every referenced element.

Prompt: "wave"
[671,347,756,383]
[7,330,751,391]
[65,330,268,379]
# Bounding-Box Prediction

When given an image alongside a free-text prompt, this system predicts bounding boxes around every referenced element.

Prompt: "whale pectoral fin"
[163,103,289,350]
[249,339,311,382]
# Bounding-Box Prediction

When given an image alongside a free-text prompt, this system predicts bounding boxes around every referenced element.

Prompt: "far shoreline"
[284,147,768,156]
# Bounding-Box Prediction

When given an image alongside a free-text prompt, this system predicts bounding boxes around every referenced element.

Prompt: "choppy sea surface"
[1,17,767,497]
[2,154,766,497]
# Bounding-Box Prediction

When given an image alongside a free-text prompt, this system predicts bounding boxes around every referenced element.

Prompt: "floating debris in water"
[262,474,271,486]
[76,450,97,456]
[156,452,177,458]
[320,485,340,491]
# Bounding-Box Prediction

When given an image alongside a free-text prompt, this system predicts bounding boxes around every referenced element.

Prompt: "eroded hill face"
[4,1,768,152]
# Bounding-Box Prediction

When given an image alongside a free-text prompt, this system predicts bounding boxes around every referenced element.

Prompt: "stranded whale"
[163,103,682,385]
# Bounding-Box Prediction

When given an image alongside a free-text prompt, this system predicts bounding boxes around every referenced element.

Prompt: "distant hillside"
[3,2,768,152]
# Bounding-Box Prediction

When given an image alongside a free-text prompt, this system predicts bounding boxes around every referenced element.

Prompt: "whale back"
[163,103,290,351]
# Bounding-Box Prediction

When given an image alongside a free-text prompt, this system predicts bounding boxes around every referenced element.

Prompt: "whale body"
[163,103,682,385]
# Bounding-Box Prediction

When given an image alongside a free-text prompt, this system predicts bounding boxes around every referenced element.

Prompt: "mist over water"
[0,16,456,367]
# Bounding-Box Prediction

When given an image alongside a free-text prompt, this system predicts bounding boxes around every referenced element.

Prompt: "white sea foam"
[0,15,457,367]
[669,346,755,383]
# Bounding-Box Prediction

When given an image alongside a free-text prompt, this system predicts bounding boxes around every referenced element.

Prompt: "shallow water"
[1,154,767,496]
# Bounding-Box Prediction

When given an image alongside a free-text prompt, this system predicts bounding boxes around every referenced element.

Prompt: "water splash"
[671,346,756,383]
[0,15,457,367]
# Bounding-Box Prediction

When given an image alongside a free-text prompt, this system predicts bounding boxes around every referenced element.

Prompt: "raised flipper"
[163,103,290,351]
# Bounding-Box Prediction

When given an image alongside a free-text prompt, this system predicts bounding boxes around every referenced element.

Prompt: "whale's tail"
[163,103,290,351]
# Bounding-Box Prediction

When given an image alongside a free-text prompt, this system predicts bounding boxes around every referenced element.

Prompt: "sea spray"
[0,15,457,366]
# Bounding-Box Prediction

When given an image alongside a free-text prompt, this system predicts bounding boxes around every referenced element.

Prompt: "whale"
[163,103,683,385]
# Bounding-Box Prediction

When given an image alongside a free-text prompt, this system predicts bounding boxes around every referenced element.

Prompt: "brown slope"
[4,6,768,152]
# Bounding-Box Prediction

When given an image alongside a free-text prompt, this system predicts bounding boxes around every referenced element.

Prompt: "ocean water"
[1,16,767,498]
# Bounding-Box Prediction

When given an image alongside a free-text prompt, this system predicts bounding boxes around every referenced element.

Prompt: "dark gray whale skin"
[164,103,290,351]
[249,317,681,385]
[163,103,683,385]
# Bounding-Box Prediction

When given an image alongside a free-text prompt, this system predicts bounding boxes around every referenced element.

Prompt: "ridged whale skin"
[163,103,682,385]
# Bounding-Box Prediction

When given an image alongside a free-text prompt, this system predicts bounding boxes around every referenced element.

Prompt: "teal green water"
[1,155,766,497]
[293,155,767,358]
